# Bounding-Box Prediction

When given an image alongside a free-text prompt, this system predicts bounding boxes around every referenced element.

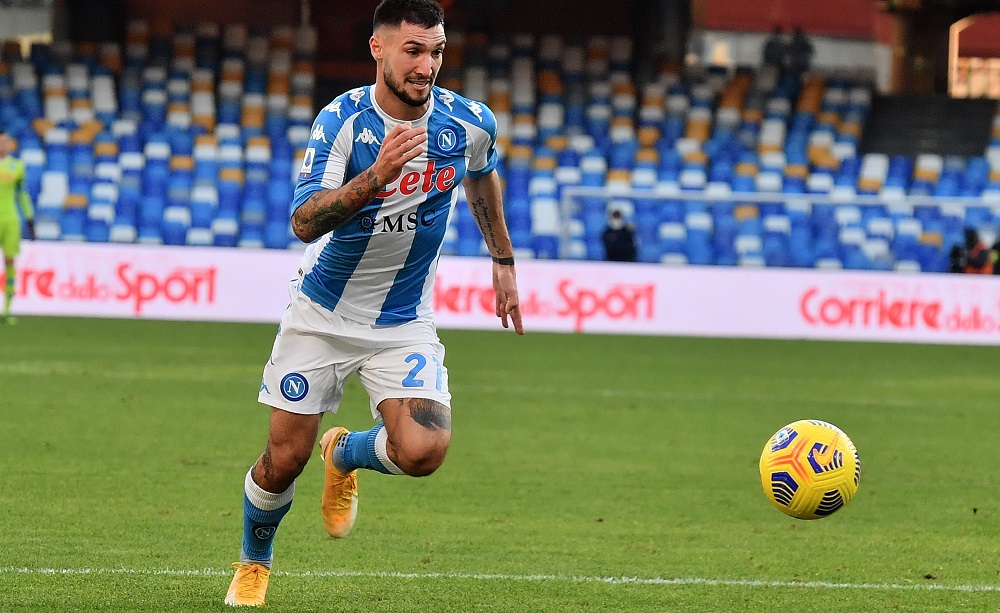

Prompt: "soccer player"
[0,130,35,325]
[225,0,523,606]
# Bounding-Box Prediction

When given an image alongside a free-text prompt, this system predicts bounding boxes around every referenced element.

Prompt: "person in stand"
[963,227,992,274]
[785,27,814,81]
[602,209,637,262]
[991,235,1000,274]
[948,243,967,274]
[224,0,523,607]
[761,26,786,78]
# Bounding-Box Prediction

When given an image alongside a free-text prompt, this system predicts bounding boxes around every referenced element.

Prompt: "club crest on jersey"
[355,128,382,146]
[437,128,458,153]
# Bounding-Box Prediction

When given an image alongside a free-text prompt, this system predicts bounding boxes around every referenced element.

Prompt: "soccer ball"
[759,420,861,520]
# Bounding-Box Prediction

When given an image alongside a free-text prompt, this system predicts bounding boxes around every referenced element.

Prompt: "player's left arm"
[463,170,523,335]
[16,162,33,239]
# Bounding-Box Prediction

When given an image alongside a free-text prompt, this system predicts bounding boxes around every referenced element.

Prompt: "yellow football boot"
[319,427,359,538]
[224,562,270,607]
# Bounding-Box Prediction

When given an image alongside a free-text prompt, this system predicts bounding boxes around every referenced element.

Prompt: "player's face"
[375,22,445,107]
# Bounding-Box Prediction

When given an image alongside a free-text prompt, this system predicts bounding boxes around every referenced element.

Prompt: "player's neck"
[373,82,429,122]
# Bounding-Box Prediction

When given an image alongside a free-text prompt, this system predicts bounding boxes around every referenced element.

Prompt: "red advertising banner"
[7,242,1000,345]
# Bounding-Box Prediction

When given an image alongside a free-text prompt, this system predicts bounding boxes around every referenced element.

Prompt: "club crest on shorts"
[280,373,309,402]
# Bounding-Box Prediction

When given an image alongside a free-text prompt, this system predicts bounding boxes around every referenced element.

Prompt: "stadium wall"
[9,242,1000,346]
[699,0,885,39]
[123,0,300,27]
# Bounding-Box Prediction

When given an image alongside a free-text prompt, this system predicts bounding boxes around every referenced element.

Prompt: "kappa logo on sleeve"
[324,100,342,119]
[349,88,366,105]
[466,100,484,122]
[439,89,455,112]
[355,128,382,146]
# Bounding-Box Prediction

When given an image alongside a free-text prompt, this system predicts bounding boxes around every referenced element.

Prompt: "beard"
[384,64,433,107]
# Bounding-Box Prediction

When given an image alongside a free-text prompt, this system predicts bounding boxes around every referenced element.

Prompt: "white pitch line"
[3,567,1000,593]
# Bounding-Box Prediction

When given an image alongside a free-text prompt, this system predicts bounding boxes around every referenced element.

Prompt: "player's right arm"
[291,123,428,243]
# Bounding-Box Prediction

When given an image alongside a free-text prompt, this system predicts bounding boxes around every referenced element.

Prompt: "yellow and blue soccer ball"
[759,420,861,520]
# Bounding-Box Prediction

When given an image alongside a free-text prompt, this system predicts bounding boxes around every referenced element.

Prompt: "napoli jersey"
[292,85,498,326]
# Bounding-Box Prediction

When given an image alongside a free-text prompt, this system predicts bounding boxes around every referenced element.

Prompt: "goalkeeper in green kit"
[0,130,35,324]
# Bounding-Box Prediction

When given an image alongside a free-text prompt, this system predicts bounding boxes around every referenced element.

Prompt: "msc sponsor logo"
[358,213,377,232]
[358,209,438,234]
[280,373,309,402]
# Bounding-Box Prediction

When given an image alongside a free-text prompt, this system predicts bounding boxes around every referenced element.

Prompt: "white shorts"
[258,280,451,419]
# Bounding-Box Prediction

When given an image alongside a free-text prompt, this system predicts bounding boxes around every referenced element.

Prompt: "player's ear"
[370,35,382,61]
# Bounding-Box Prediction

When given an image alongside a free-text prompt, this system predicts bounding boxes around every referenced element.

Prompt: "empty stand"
[2,25,997,274]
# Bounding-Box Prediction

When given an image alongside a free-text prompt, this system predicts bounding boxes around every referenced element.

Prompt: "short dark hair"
[373,0,444,31]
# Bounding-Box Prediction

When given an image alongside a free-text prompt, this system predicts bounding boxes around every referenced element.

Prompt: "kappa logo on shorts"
[280,373,309,402]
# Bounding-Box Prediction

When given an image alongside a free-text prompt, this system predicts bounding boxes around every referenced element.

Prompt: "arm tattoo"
[408,398,452,432]
[291,168,383,242]
[469,196,500,252]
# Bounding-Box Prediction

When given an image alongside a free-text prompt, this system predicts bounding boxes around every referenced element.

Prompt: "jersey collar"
[370,85,435,127]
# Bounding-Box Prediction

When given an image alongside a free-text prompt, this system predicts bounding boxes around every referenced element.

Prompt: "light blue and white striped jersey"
[293,85,498,326]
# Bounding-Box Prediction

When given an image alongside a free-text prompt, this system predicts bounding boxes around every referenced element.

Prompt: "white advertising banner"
[8,242,1000,345]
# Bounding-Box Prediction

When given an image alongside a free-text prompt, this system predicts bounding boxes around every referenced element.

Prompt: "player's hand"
[493,261,523,335]
[371,122,427,186]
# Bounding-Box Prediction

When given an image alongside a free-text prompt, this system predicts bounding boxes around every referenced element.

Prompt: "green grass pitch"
[2,316,1000,611]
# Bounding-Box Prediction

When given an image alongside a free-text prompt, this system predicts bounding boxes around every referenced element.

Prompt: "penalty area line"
[2,567,1000,593]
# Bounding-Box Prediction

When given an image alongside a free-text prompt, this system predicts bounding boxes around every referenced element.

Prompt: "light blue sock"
[335,423,403,475]
[240,470,294,568]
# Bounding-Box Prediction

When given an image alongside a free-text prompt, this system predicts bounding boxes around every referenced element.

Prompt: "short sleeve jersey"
[0,157,28,223]
[292,85,498,326]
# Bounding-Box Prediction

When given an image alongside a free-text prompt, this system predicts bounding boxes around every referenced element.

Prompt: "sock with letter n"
[240,469,294,568]
[3,263,14,316]
[334,423,405,475]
